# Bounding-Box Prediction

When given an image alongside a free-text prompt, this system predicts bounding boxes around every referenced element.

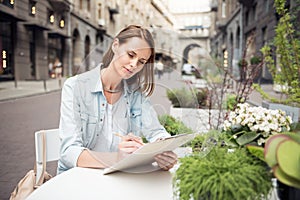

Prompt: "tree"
[257,0,300,107]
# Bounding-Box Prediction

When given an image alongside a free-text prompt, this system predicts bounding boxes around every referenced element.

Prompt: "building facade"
[210,0,299,83]
[0,0,177,81]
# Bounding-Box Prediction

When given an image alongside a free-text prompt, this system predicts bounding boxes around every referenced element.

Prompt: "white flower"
[224,103,292,143]
[257,138,266,146]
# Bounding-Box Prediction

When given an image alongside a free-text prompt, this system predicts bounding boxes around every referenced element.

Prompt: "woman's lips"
[123,67,133,74]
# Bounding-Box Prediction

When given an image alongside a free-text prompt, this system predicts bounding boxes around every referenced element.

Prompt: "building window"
[29,1,36,16]
[87,0,90,12]
[98,3,102,19]
[79,0,83,10]
[253,3,257,21]
[262,26,267,46]
[59,18,65,28]
[265,0,269,12]
[1,0,14,8]
[245,10,249,26]
[49,10,55,24]
[221,0,226,18]
[223,50,228,68]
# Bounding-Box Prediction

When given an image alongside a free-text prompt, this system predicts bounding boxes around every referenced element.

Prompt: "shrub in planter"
[174,146,272,200]
[167,87,209,108]
[158,114,193,136]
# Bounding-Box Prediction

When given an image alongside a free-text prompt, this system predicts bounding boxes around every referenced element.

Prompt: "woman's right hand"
[118,133,144,154]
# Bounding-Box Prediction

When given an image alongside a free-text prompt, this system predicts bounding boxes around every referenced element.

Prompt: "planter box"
[170,107,224,133]
[262,101,300,123]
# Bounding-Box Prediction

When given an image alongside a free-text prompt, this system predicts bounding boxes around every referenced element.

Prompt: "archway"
[182,43,201,65]
[84,35,90,71]
[72,29,81,75]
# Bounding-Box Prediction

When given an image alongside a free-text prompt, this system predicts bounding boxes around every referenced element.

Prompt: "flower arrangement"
[223,103,292,146]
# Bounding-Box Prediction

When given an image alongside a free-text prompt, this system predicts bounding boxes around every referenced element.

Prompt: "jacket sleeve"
[59,76,86,171]
[137,94,170,142]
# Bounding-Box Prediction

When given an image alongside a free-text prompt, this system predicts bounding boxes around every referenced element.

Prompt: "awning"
[48,31,70,38]
[23,21,50,31]
[0,9,26,22]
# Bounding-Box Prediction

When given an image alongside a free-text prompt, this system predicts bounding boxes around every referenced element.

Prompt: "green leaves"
[264,133,300,189]
[235,131,260,146]
[173,147,272,200]
[158,114,193,136]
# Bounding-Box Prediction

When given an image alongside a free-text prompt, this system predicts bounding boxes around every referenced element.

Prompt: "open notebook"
[90,133,195,175]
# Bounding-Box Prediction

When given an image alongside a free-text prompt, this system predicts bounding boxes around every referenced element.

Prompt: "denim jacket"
[57,65,169,173]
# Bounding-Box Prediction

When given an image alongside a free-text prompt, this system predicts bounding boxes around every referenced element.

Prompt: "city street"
[0,91,61,199]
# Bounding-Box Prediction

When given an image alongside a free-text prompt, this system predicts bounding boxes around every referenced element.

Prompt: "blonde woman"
[58,25,177,174]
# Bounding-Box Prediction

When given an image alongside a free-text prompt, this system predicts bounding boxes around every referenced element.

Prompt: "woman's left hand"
[154,151,178,170]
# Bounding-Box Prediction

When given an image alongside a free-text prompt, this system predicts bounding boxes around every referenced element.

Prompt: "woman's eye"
[128,52,134,57]
[139,61,146,65]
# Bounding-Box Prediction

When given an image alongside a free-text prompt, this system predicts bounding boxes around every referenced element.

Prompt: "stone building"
[0,0,176,81]
[0,0,72,80]
[210,0,299,83]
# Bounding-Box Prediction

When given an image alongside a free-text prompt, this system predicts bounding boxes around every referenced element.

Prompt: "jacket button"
[100,119,103,122]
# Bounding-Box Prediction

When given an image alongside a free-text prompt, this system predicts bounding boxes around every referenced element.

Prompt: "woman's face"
[111,37,151,79]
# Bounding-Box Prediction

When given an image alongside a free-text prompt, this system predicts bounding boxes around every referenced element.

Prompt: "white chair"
[35,129,61,184]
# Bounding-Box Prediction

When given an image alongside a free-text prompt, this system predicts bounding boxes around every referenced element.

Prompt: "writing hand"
[116,133,144,154]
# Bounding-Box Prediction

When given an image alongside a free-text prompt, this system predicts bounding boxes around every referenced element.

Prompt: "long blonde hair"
[102,25,155,96]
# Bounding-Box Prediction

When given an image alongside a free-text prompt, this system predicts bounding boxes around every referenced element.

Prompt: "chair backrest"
[35,129,61,183]
[35,129,61,163]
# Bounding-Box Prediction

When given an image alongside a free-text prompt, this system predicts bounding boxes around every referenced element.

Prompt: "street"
[0,92,61,199]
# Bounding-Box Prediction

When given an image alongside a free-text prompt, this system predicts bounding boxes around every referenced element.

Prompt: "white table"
[26,167,175,200]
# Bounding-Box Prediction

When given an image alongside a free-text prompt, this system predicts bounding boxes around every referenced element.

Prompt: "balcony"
[48,0,71,11]
[238,0,254,7]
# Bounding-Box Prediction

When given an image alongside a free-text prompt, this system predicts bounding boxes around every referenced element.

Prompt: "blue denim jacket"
[57,65,169,173]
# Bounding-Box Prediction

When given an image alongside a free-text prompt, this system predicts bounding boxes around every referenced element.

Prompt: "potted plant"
[167,87,216,132]
[222,102,300,198]
[223,103,292,147]
[158,114,193,136]
[173,130,272,200]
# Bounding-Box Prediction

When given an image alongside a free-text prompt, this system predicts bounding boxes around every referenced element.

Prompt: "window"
[48,10,55,24]
[29,1,36,16]
[262,26,267,46]
[245,10,249,26]
[221,0,226,18]
[87,0,90,11]
[265,0,269,12]
[253,3,257,21]
[59,18,65,28]
[79,0,83,10]
[1,0,14,8]
[98,3,102,19]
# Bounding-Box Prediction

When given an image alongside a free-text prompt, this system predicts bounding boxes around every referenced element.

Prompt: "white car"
[181,63,195,75]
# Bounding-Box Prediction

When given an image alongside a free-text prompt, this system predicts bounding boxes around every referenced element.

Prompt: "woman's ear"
[112,38,119,53]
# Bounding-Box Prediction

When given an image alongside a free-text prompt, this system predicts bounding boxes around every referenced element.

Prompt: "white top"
[93,94,129,152]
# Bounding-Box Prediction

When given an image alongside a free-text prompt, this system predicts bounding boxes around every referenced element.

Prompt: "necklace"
[103,86,122,93]
[101,68,123,93]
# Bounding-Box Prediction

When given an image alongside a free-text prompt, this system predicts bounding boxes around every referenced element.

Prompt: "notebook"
[92,133,195,175]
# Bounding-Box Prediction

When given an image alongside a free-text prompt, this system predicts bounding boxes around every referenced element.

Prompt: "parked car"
[181,63,195,75]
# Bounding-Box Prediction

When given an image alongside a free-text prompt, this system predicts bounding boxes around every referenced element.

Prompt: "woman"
[58,25,177,174]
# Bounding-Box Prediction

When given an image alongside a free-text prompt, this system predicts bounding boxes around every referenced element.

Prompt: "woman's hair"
[102,25,155,96]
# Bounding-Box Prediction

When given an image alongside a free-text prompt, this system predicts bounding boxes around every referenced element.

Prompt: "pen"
[114,133,144,145]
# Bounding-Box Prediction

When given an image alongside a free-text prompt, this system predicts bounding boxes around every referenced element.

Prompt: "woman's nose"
[130,58,138,68]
